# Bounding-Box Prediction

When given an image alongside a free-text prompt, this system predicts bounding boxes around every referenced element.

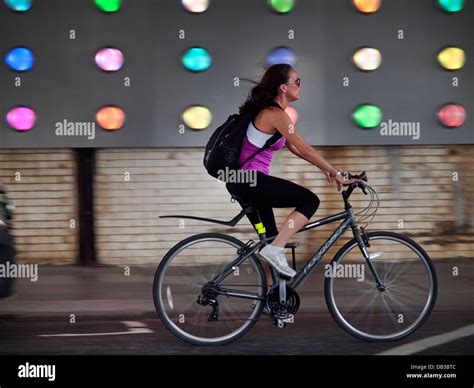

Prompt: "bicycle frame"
[210,205,383,302]
[159,177,383,303]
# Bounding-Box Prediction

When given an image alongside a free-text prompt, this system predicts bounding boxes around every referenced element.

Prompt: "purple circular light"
[95,47,124,72]
[6,106,36,131]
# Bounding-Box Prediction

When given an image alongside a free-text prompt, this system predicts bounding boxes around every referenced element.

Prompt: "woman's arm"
[273,110,362,190]
[272,110,338,176]
[286,141,337,176]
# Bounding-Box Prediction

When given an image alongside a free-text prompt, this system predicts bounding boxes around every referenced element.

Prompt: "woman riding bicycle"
[226,63,361,279]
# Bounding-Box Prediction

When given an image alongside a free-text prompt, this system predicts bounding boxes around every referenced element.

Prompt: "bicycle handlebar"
[342,171,369,199]
[346,171,368,182]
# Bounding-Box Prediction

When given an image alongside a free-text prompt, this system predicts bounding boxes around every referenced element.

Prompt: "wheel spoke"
[328,234,437,341]
[154,234,265,345]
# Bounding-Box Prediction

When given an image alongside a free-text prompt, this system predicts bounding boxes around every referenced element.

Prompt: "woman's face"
[284,70,302,101]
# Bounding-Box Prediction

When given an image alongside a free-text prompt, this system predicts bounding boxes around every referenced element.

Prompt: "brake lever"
[360,183,368,195]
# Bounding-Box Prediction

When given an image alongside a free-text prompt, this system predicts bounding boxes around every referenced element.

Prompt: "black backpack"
[203,101,283,179]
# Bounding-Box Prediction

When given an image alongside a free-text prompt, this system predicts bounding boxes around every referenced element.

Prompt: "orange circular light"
[96,106,125,130]
[353,0,381,13]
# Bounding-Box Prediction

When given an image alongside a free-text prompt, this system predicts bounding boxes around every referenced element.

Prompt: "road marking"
[38,321,153,337]
[377,324,474,355]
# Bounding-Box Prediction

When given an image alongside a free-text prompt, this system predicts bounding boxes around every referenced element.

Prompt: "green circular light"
[182,47,212,72]
[353,104,382,129]
[268,0,295,13]
[438,0,464,13]
[95,0,122,13]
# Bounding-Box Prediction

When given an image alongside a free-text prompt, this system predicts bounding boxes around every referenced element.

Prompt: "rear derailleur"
[197,282,220,321]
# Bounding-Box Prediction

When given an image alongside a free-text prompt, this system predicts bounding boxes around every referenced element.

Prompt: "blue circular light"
[182,47,212,72]
[266,46,297,66]
[4,0,32,11]
[5,47,35,72]
[438,0,465,13]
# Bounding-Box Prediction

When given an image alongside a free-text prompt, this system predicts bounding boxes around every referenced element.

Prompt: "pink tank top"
[238,120,286,176]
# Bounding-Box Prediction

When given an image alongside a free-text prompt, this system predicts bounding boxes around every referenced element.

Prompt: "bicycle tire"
[153,233,267,346]
[325,231,438,342]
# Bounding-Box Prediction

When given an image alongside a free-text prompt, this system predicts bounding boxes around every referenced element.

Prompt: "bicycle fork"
[351,224,385,290]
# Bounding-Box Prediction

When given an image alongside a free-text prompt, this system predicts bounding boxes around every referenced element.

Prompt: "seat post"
[284,242,298,270]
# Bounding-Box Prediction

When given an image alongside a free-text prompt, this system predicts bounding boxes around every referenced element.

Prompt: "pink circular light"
[6,106,36,131]
[438,104,466,128]
[95,48,124,72]
[285,105,299,125]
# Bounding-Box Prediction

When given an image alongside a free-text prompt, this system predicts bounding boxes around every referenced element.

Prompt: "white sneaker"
[258,245,296,278]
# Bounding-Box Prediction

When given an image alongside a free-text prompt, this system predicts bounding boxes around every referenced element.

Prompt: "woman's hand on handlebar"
[334,171,362,191]
[324,169,363,191]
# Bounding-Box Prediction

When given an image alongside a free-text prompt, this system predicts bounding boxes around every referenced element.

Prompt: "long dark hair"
[238,64,293,116]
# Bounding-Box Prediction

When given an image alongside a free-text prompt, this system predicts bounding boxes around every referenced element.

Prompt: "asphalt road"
[0,260,472,355]
[0,310,472,355]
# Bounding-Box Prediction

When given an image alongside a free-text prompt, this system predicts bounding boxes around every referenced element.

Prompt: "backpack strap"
[238,101,285,169]
[267,101,284,110]
[238,132,282,168]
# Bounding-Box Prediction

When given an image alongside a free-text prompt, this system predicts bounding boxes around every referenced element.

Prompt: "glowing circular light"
[94,0,121,12]
[181,0,209,13]
[5,47,34,72]
[182,106,212,130]
[437,104,466,128]
[353,47,382,71]
[438,0,464,13]
[96,106,125,130]
[268,0,295,13]
[182,47,212,72]
[353,104,382,129]
[285,106,298,125]
[6,106,36,131]
[437,47,466,70]
[267,46,297,66]
[95,48,124,72]
[4,0,32,11]
[353,0,381,13]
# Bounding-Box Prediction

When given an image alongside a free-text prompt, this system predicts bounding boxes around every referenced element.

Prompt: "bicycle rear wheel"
[325,231,437,342]
[153,233,266,346]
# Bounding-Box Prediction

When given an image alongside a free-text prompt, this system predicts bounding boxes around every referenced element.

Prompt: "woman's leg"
[249,173,320,248]
[226,173,320,275]
[233,202,278,287]
[271,210,309,248]
[255,207,278,287]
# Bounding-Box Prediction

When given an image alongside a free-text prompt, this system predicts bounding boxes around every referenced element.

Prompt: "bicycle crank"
[266,284,300,328]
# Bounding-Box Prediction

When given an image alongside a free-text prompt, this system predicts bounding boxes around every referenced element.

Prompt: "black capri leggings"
[226,171,320,238]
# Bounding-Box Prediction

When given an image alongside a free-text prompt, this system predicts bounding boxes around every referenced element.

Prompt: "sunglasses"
[286,78,301,87]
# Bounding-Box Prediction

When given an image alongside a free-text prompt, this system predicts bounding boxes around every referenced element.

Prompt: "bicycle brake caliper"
[237,240,254,256]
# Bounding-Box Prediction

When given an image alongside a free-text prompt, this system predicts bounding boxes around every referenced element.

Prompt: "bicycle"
[154,172,437,346]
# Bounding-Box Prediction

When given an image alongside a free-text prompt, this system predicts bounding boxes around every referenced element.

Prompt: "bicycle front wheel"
[325,231,437,342]
[153,233,266,346]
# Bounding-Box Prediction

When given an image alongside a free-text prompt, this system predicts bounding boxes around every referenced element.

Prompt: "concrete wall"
[94,145,474,265]
[0,149,78,263]
[1,146,472,264]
